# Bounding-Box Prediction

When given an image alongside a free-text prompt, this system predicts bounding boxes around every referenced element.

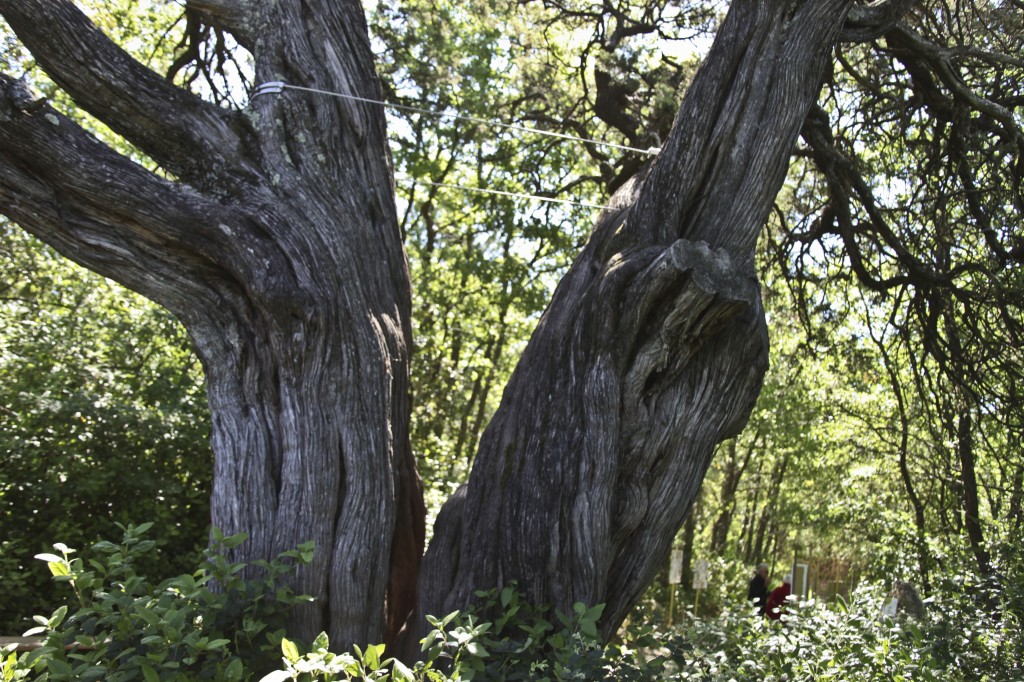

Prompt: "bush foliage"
[2,524,310,681]
[3,526,1022,681]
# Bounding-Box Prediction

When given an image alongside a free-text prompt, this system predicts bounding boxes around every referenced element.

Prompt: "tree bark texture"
[0,0,424,647]
[418,0,853,639]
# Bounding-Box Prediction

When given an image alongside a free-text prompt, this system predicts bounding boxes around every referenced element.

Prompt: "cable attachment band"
[251,81,286,99]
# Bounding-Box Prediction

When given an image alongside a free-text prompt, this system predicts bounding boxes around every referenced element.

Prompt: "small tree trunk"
[711,439,753,554]
[957,410,992,577]
[740,463,764,564]
[878,339,933,592]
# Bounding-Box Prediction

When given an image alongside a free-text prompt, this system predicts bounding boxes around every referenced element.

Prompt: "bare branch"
[889,23,1024,148]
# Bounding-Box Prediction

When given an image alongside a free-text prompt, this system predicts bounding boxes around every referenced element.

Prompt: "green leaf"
[465,641,488,659]
[579,618,598,639]
[141,663,159,682]
[48,606,67,629]
[392,658,416,681]
[225,658,245,681]
[44,658,73,677]
[364,642,385,669]
[296,541,315,564]
[34,553,64,564]
[281,638,300,664]
[421,629,439,651]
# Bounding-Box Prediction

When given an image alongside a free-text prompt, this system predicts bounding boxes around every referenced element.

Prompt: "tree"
[2,0,941,653]
[781,0,1024,584]
[2,0,424,648]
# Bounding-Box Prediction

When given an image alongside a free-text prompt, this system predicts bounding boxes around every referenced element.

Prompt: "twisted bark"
[418,0,854,640]
[0,0,423,647]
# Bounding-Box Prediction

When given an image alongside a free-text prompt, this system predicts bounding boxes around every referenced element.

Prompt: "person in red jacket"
[765,574,792,620]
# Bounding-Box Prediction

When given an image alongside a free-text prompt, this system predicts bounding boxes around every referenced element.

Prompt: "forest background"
[1,0,1022,678]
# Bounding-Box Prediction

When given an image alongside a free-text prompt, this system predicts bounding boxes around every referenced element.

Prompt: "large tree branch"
[630,0,854,264]
[0,74,288,321]
[840,0,914,42]
[0,0,257,187]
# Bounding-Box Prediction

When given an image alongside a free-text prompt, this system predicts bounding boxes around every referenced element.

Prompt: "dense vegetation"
[0,227,212,632]
[2,0,1022,677]
[4,524,1021,679]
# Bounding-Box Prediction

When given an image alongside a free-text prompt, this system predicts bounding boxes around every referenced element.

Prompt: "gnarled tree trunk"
[1,0,858,653]
[0,0,424,647]
[417,0,853,639]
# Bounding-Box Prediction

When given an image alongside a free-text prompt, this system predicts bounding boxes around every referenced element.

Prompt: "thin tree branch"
[888,23,1024,148]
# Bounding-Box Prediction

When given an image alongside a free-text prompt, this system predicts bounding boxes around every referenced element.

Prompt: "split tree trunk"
[418,0,853,639]
[1,0,858,652]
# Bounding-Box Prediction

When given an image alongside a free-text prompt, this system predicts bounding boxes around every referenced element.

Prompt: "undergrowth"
[3,526,1020,681]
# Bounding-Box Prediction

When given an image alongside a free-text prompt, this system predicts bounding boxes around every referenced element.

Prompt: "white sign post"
[692,559,709,614]
[667,549,683,625]
[692,559,709,590]
[669,550,684,585]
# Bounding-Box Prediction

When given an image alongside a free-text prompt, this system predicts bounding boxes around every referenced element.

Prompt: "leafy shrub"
[0,230,212,634]
[6,532,1021,681]
[623,575,1023,681]
[259,585,647,681]
[2,523,312,681]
